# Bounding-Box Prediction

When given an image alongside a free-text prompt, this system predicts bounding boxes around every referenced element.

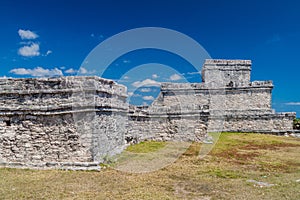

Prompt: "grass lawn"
[1,132,300,199]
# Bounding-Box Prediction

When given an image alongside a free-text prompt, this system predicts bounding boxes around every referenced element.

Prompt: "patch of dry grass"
[125,141,167,153]
[1,132,300,199]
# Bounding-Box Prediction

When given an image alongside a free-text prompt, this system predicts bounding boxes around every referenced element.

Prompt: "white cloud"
[18,29,39,40]
[152,74,158,79]
[65,68,77,74]
[140,88,152,93]
[10,68,29,75]
[134,93,142,97]
[0,76,12,79]
[187,71,201,75]
[127,92,143,97]
[18,43,40,57]
[169,73,182,81]
[78,67,88,74]
[45,50,52,56]
[19,41,33,45]
[132,79,161,88]
[285,102,300,106]
[75,67,96,75]
[64,67,95,74]
[143,96,155,101]
[124,76,129,80]
[10,67,63,77]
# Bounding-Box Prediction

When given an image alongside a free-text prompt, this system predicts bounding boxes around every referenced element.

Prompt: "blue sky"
[0,0,299,116]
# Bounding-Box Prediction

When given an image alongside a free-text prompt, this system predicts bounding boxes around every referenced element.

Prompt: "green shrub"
[293,118,300,129]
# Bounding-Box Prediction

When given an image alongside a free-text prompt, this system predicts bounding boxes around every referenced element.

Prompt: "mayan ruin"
[0,59,297,170]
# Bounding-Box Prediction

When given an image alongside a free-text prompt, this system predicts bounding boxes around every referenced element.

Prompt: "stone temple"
[0,59,296,170]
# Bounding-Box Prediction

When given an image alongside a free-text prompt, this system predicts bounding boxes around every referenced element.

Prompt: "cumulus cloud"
[0,76,12,79]
[10,67,63,77]
[17,29,48,57]
[64,67,95,75]
[127,92,141,97]
[123,60,130,64]
[152,74,159,79]
[142,96,155,101]
[45,50,52,56]
[140,88,152,93]
[285,102,300,106]
[78,67,88,74]
[132,79,161,88]
[18,29,39,40]
[77,67,96,75]
[187,71,201,75]
[65,68,77,74]
[133,93,142,97]
[169,73,182,81]
[19,41,33,45]
[18,43,40,57]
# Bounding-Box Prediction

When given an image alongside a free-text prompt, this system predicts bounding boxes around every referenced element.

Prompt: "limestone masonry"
[0,59,296,170]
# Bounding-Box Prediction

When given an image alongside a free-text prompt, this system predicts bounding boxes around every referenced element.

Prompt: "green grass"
[206,167,245,179]
[125,141,167,153]
[1,132,300,199]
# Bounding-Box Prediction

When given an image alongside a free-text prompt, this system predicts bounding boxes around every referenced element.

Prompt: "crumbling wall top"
[204,59,252,66]
[0,76,128,115]
[0,76,127,96]
[161,83,205,91]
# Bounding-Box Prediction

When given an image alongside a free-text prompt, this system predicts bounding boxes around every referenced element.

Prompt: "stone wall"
[208,113,294,133]
[126,106,208,143]
[0,59,296,170]
[0,114,92,168]
[202,59,251,87]
[156,59,296,133]
[0,76,127,170]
